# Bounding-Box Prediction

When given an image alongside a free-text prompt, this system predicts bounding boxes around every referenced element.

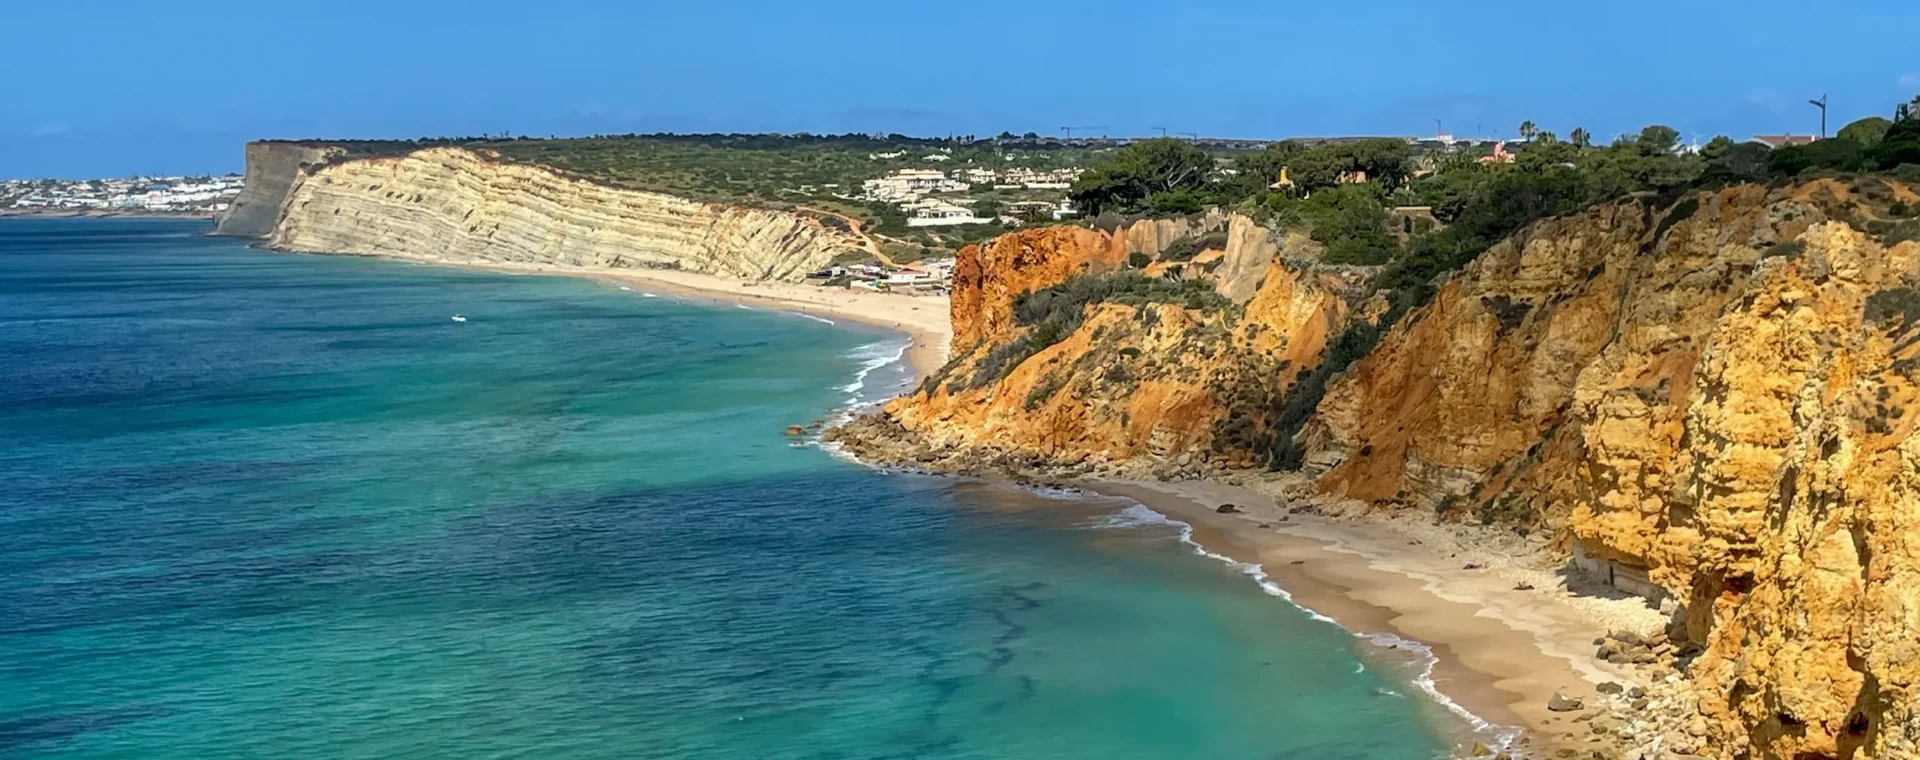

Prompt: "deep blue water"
[0,219,1456,759]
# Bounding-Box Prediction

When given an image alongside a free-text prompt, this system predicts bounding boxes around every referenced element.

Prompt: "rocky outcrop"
[225,144,866,281]
[949,225,1127,349]
[213,142,340,238]
[834,213,1353,476]
[835,176,1920,760]
[1303,177,1920,760]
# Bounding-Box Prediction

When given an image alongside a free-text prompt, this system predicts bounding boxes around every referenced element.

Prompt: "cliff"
[218,143,866,281]
[832,177,1920,760]
[832,213,1357,475]
[213,142,340,238]
[1303,177,1920,760]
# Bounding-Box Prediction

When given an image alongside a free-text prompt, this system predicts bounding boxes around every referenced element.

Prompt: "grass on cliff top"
[962,272,1231,390]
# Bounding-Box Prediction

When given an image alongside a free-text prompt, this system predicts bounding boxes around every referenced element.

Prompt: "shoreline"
[280,253,953,378]
[240,241,1636,755]
[1084,479,1664,758]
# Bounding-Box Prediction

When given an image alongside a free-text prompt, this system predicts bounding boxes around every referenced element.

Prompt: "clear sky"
[4,0,1917,179]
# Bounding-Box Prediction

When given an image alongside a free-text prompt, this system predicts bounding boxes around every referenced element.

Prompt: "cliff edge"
[215,143,865,281]
[832,176,1920,760]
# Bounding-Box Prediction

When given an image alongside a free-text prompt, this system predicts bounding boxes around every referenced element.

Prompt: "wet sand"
[1088,479,1665,757]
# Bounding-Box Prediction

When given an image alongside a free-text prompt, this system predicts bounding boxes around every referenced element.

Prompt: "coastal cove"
[3,218,1464,759]
[231,218,1659,755]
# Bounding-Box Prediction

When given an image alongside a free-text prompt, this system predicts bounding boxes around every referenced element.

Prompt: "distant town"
[0,128,1836,233]
[0,175,246,216]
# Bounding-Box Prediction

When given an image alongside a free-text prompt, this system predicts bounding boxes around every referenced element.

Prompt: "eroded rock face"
[213,142,340,238]
[949,225,1126,349]
[257,147,864,281]
[852,214,1351,475]
[1304,177,1920,759]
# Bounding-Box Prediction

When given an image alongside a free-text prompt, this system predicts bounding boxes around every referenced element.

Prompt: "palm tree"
[1570,127,1591,147]
[1518,121,1538,142]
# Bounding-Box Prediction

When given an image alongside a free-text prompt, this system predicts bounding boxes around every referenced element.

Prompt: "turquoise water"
[0,219,1456,759]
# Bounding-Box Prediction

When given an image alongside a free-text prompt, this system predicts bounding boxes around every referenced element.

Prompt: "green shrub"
[1024,374,1067,410]
[1160,236,1203,261]
[1876,219,1920,247]
[1865,288,1920,330]
[970,272,1231,388]
[1128,251,1151,268]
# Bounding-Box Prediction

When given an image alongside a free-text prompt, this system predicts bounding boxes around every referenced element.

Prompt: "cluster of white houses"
[806,258,956,292]
[855,165,1085,227]
[1,175,245,213]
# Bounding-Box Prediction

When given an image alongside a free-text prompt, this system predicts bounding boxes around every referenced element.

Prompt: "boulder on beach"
[1547,691,1583,712]
[1215,503,1240,514]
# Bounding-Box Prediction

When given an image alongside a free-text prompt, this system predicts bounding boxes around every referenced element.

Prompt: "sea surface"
[0,219,1459,759]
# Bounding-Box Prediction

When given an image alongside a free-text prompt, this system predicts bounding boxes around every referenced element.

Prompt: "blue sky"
[4,0,1917,179]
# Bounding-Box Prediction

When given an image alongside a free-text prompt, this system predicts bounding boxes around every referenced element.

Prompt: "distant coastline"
[0,209,217,221]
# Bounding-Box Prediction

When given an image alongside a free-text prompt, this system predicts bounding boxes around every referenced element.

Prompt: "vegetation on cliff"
[834,91,1920,760]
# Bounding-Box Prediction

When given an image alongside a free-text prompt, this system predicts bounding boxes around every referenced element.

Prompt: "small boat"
[450,315,467,322]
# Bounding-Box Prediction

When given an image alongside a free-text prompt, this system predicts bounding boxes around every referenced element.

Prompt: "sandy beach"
[365,258,953,377]
[1088,479,1668,757]
[264,249,1647,755]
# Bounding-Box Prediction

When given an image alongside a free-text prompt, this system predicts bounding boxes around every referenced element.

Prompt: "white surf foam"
[811,338,918,464]
[641,292,660,298]
[795,313,836,326]
[1093,500,1521,753]
[838,340,912,399]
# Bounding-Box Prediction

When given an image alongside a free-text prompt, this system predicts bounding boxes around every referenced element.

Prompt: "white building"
[860,169,970,202]
[904,201,981,227]
[962,168,999,184]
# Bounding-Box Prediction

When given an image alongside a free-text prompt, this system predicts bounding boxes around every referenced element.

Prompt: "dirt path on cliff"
[795,205,895,266]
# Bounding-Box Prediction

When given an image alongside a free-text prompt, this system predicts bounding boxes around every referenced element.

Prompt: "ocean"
[0,218,1459,759]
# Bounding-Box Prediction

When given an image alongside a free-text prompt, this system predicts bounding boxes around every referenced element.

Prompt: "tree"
[1230,140,1306,196]
[1767,139,1867,177]
[1700,142,1771,185]
[1872,119,1920,169]
[1067,138,1216,216]
[1700,136,1736,161]
[1838,117,1892,147]
[1519,121,1538,142]
[1534,131,1558,144]
[973,198,1004,220]
[1637,125,1681,155]
[1570,127,1592,148]
[1291,139,1414,192]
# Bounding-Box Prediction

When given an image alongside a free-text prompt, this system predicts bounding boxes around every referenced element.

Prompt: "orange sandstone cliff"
[832,213,1357,475]
[1303,177,1920,760]
[831,177,1920,760]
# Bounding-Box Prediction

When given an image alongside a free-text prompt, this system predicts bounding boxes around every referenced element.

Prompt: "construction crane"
[1060,126,1107,139]
[1151,126,1169,137]
[1177,132,1199,141]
